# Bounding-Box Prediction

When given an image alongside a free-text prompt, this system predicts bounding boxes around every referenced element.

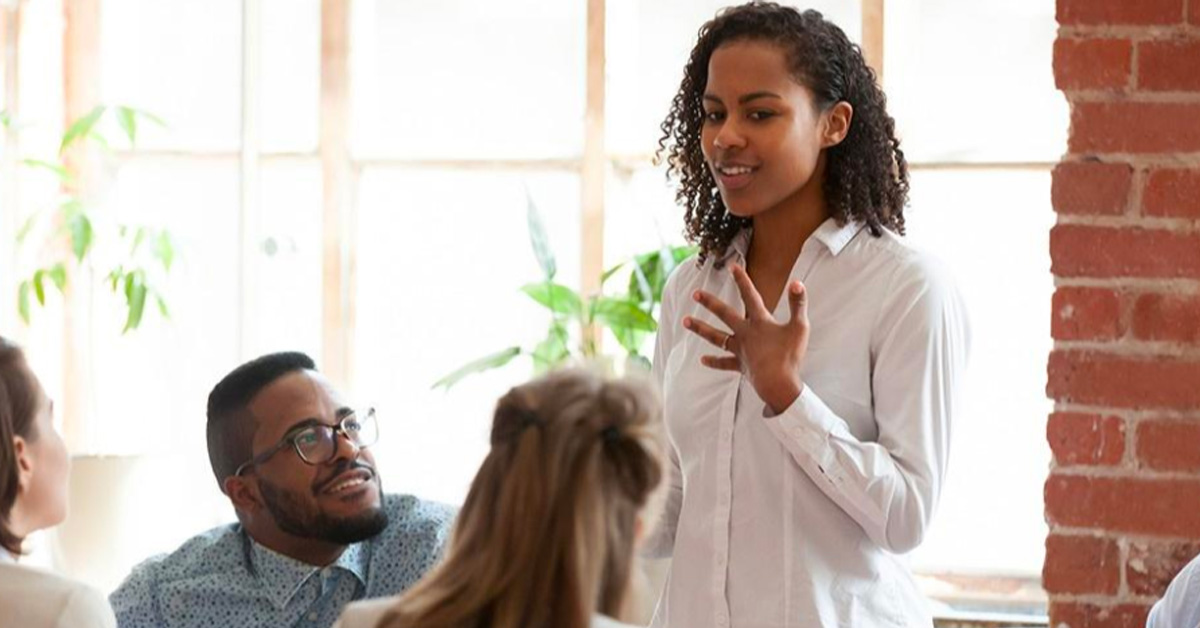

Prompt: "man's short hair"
[206,351,316,489]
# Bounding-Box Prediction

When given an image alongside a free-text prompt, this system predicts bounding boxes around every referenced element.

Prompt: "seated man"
[111,352,455,628]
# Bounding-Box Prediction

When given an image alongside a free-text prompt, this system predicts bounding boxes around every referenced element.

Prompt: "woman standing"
[646,3,970,627]
[0,337,117,627]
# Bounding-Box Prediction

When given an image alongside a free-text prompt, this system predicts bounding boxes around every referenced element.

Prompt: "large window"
[0,0,1064,620]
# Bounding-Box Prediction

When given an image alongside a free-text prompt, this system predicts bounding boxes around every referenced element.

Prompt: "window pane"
[607,0,862,156]
[245,159,323,358]
[15,0,64,157]
[88,159,242,455]
[604,165,687,268]
[101,0,242,151]
[354,168,580,503]
[350,0,586,159]
[261,0,319,153]
[904,168,1054,576]
[884,0,1066,162]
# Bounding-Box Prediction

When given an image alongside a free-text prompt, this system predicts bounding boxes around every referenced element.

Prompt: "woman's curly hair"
[657,2,909,264]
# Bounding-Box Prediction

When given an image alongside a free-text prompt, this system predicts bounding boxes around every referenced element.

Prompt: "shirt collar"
[721,217,863,264]
[247,535,370,610]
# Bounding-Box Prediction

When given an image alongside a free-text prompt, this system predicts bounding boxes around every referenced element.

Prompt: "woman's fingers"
[700,355,742,371]
[787,281,808,325]
[692,290,743,330]
[683,316,734,351]
[729,264,769,319]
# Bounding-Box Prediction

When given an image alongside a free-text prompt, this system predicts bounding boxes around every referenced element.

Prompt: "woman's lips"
[714,164,758,191]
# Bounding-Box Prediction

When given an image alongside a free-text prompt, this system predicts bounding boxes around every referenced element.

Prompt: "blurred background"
[0,0,1064,623]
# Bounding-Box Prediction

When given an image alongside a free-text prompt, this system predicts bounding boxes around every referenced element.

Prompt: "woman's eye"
[704,111,725,123]
[749,110,775,121]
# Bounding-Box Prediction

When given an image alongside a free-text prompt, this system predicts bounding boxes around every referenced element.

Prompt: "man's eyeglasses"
[233,408,379,477]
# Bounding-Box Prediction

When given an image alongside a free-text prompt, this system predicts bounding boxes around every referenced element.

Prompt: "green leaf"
[154,231,176,271]
[20,159,71,182]
[123,273,148,333]
[106,267,123,292]
[47,264,67,292]
[630,258,654,304]
[600,260,626,287]
[612,325,648,356]
[130,107,166,128]
[69,212,94,262]
[130,227,147,254]
[627,353,652,373]
[520,282,582,317]
[593,297,657,332]
[0,110,10,129]
[154,292,171,318]
[17,281,30,324]
[32,271,46,306]
[59,105,106,154]
[531,323,570,373]
[59,197,85,218]
[116,106,137,144]
[15,213,38,244]
[525,189,556,281]
[432,346,522,390]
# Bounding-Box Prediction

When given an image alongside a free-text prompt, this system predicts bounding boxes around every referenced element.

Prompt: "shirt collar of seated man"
[208,352,388,568]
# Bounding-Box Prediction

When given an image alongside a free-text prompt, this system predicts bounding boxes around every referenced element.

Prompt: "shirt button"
[716,609,729,626]
[308,612,318,621]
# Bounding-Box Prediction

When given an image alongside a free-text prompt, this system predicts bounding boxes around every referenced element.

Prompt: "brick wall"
[1047,0,1200,625]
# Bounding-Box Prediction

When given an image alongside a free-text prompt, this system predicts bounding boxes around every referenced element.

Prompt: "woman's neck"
[747,168,830,272]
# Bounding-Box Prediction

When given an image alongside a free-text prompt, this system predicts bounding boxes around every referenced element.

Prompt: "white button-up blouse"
[646,219,970,628]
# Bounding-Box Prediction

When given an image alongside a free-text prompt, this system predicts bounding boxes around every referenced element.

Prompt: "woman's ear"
[223,475,263,514]
[820,101,854,148]
[12,436,33,494]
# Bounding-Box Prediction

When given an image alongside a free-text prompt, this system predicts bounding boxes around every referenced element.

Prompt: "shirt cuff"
[762,384,845,470]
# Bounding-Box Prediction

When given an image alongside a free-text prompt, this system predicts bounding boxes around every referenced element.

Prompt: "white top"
[646,219,970,628]
[333,597,639,628]
[1148,552,1200,628]
[0,562,117,628]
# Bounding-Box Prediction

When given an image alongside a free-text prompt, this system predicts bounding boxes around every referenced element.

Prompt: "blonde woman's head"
[378,369,663,628]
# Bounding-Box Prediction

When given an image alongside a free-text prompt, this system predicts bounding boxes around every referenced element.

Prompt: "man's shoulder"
[377,493,457,539]
[116,522,247,589]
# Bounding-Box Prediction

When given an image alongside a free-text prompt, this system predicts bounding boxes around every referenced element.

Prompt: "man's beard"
[258,462,389,545]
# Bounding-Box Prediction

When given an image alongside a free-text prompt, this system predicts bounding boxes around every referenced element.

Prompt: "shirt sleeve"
[762,256,969,554]
[57,583,118,628]
[109,558,163,628]
[1148,554,1200,628]
[642,267,686,560]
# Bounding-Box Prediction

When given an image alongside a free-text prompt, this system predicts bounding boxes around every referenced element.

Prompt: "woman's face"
[12,369,71,536]
[700,39,846,219]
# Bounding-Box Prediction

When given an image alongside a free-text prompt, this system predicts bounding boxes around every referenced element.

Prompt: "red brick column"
[1047,0,1200,626]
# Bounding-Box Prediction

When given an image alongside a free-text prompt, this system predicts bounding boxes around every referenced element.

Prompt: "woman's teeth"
[719,165,754,176]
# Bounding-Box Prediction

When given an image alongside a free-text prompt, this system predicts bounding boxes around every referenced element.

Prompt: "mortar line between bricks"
[1059,24,1200,38]
[1060,153,1200,167]
[1051,465,1200,481]
[1050,524,1200,542]
[1052,403,1200,420]
[1048,592,1161,605]
[1055,214,1200,229]
[1055,277,1200,290]
[1053,340,1200,358]
[1066,91,1200,103]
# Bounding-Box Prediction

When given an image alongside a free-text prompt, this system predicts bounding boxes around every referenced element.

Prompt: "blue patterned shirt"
[110,494,456,628]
